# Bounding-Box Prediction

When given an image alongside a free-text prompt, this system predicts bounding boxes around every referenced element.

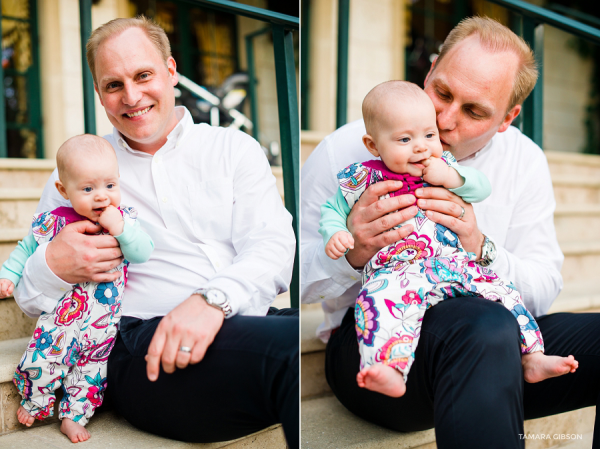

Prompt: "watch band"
[477,234,497,267]
[192,288,233,318]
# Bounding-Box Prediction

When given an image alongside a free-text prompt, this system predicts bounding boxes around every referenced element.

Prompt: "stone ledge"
[555,205,600,216]
[0,229,29,243]
[546,151,600,167]
[0,159,56,170]
[0,189,44,201]
[561,240,600,256]
[0,411,285,448]
[551,175,600,188]
[0,338,29,384]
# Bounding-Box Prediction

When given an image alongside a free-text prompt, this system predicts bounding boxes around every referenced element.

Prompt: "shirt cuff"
[30,242,75,300]
[201,277,251,318]
[317,245,362,289]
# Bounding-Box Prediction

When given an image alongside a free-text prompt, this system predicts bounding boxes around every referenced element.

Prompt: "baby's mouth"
[93,207,107,214]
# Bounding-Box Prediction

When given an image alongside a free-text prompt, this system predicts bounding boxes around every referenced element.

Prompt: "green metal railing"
[78,0,300,307]
[245,26,270,142]
[336,0,350,129]
[487,0,600,149]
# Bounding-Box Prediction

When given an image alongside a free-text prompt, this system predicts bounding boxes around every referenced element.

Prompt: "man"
[301,17,600,448]
[14,17,298,447]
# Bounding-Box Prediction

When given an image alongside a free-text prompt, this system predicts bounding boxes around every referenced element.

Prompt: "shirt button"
[162,197,168,203]
[350,276,357,281]
[60,287,66,291]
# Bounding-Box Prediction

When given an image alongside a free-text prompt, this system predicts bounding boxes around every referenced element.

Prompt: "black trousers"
[326,297,600,449]
[107,308,299,448]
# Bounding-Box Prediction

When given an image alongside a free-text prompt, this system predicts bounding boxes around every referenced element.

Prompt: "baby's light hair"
[56,134,117,184]
[362,81,429,136]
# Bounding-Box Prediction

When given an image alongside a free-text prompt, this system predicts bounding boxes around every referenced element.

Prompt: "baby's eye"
[107,183,114,189]
[400,137,410,143]
[426,133,434,138]
[84,187,92,193]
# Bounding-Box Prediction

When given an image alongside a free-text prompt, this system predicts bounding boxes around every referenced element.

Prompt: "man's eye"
[400,137,410,143]
[437,90,449,100]
[139,73,149,80]
[467,109,482,118]
[84,187,92,193]
[106,82,119,90]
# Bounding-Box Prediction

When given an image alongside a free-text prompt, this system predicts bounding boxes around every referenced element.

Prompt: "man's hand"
[46,220,123,284]
[97,205,125,236]
[346,180,419,268]
[415,186,485,258]
[325,231,355,260]
[145,294,225,381]
[0,279,14,298]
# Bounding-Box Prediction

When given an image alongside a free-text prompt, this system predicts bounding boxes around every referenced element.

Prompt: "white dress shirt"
[15,107,295,319]
[301,119,564,342]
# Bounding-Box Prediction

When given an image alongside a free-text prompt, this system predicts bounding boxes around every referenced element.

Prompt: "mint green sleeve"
[0,234,38,286]
[443,151,492,203]
[319,188,352,245]
[114,220,154,264]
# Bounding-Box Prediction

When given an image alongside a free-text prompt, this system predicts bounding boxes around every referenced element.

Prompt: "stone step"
[0,189,43,230]
[561,240,600,284]
[554,205,600,243]
[552,175,600,205]
[0,410,284,448]
[0,337,286,445]
[546,151,600,179]
[301,394,594,449]
[0,159,56,189]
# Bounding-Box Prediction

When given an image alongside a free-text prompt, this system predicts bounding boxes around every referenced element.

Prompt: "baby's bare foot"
[16,405,34,427]
[356,364,406,397]
[61,418,91,443]
[522,352,578,383]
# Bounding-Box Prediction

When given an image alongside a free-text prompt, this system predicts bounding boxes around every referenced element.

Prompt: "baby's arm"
[0,234,38,298]
[423,151,492,203]
[113,210,154,264]
[319,188,354,260]
[422,157,464,189]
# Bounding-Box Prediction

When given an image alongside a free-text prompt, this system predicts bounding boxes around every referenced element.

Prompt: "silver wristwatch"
[477,235,497,267]
[192,288,232,318]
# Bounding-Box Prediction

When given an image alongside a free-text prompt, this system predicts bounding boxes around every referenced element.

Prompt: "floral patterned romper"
[338,158,544,383]
[13,206,135,425]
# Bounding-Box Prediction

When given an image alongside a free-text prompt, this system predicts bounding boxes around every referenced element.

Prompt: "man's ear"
[498,104,521,133]
[362,134,380,157]
[55,181,69,200]
[167,57,179,86]
[424,56,438,88]
[94,84,104,107]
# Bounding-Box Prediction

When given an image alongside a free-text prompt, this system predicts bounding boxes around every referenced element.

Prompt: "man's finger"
[372,205,418,234]
[146,325,167,381]
[415,186,460,201]
[425,209,462,231]
[161,327,182,375]
[375,223,414,248]
[190,338,210,365]
[175,344,193,369]
[358,180,403,204]
[91,235,121,249]
[66,220,102,235]
[90,269,122,284]
[362,194,417,224]
[418,199,464,218]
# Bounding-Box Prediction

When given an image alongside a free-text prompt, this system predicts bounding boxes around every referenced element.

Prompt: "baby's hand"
[97,205,125,236]
[325,231,355,260]
[0,279,15,298]
[422,157,451,186]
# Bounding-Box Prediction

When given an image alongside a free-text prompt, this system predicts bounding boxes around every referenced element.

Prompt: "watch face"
[207,290,226,306]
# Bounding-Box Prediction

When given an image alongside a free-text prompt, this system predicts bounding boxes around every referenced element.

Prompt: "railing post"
[272,25,299,308]
[0,16,7,157]
[336,0,350,128]
[79,0,96,135]
[245,27,270,141]
[522,17,544,149]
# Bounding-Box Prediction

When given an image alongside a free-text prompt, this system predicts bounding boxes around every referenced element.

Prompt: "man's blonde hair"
[362,81,428,135]
[434,16,538,111]
[56,134,116,183]
[86,16,171,86]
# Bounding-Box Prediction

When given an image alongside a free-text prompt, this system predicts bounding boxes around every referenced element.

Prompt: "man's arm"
[14,169,123,317]
[146,131,295,380]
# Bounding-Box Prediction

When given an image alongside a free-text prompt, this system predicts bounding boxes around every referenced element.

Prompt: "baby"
[320,81,578,398]
[0,134,153,443]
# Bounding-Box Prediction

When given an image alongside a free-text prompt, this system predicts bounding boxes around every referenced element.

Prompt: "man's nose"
[436,103,458,131]
[122,82,142,106]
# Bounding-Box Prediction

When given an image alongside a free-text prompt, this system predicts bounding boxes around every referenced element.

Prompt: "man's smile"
[124,105,153,119]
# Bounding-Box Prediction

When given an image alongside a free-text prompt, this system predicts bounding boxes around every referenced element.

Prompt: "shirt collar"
[112,106,194,156]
